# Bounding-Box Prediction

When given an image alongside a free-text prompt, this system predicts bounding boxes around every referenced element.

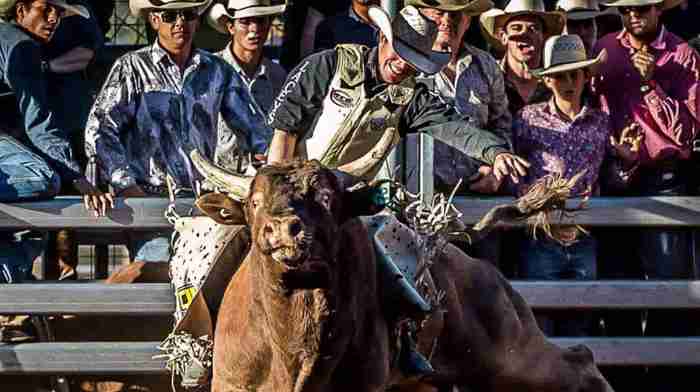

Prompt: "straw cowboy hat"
[556,0,617,20]
[130,0,212,18]
[368,5,450,75]
[601,0,683,11]
[531,34,605,77]
[0,0,88,18]
[405,0,494,16]
[207,0,286,34]
[479,0,565,49]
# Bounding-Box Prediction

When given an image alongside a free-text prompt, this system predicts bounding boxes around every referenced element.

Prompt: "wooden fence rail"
[1,196,699,374]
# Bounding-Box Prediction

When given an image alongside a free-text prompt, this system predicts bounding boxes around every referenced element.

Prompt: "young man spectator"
[556,0,616,54]
[0,0,110,284]
[592,0,699,389]
[207,0,287,172]
[313,0,380,52]
[513,34,608,336]
[85,0,270,263]
[480,0,566,115]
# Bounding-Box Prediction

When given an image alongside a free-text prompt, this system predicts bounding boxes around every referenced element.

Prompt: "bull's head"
[192,151,345,286]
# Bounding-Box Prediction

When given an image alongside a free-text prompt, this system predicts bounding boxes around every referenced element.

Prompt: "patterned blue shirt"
[85,41,271,192]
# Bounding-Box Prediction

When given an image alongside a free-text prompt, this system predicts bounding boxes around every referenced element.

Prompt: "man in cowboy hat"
[85,0,270,262]
[590,0,700,389]
[0,0,111,285]
[556,0,616,53]
[266,3,525,378]
[207,0,287,172]
[480,0,566,115]
[314,0,381,52]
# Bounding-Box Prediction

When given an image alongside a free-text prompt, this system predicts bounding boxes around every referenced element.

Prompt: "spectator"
[556,0,617,54]
[406,0,518,269]
[207,0,287,172]
[84,0,270,271]
[592,0,699,390]
[479,0,566,115]
[513,34,608,336]
[313,0,380,52]
[0,0,110,282]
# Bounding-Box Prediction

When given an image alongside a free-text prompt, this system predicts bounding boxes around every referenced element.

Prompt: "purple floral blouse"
[513,99,611,196]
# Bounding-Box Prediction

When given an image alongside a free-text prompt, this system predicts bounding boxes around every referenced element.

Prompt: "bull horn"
[337,128,398,178]
[189,150,253,200]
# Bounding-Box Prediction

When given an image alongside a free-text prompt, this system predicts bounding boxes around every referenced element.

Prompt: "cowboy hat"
[368,5,450,75]
[601,0,683,11]
[556,0,618,20]
[405,0,494,16]
[531,34,605,77]
[0,0,88,18]
[207,0,285,34]
[130,0,212,18]
[479,0,565,50]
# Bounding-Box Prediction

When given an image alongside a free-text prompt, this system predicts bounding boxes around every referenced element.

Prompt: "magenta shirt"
[512,99,611,196]
[591,27,700,165]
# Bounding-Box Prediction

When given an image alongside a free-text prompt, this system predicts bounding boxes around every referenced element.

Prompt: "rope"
[153,331,213,392]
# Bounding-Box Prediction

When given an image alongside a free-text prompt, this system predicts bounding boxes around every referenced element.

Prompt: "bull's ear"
[195,193,246,225]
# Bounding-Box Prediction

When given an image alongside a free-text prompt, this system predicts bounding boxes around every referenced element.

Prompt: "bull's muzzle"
[264,216,310,265]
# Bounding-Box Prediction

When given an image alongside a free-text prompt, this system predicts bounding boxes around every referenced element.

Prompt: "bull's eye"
[316,190,332,211]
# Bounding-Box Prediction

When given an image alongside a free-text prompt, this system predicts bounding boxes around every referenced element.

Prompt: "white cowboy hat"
[0,0,88,18]
[556,0,618,20]
[207,0,286,34]
[531,34,605,77]
[601,0,683,11]
[479,0,566,50]
[130,0,212,18]
[368,5,450,75]
[405,0,494,16]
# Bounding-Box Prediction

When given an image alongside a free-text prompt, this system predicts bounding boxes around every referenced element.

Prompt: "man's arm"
[84,58,137,193]
[268,130,298,164]
[49,46,95,74]
[486,61,514,149]
[6,40,82,182]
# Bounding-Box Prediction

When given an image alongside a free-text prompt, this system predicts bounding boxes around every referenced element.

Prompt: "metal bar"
[0,342,165,375]
[1,281,700,315]
[554,338,700,366]
[419,133,434,205]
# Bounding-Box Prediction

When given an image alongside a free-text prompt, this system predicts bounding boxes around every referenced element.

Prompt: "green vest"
[303,44,416,180]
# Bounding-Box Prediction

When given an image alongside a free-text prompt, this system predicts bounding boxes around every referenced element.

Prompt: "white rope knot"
[154,331,213,391]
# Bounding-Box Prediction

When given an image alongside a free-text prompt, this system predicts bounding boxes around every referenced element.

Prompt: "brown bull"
[192,153,614,392]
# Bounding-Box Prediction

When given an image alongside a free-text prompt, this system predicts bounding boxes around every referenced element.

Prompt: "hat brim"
[601,0,681,11]
[369,5,450,75]
[130,0,212,18]
[480,9,566,51]
[531,49,605,77]
[207,3,285,34]
[48,0,89,18]
[564,7,618,20]
[411,0,494,15]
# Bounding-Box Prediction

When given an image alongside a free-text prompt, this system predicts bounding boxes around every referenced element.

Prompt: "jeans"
[127,230,173,263]
[520,234,597,336]
[0,134,60,202]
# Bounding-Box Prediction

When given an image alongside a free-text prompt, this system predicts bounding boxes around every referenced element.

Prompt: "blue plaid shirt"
[85,41,271,192]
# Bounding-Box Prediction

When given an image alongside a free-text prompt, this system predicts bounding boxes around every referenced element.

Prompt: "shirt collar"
[348,5,375,28]
[547,97,590,123]
[150,40,206,69]
[617,25,667,51]
[222,43,269,80]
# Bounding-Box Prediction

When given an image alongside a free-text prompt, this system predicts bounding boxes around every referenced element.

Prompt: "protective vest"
[303,44,415,180]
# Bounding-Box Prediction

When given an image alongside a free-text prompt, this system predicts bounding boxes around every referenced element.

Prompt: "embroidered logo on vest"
[330,89,354,108]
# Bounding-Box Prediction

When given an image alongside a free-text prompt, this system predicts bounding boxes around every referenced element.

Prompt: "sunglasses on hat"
[618,5,653,15]
[156,9,199,23]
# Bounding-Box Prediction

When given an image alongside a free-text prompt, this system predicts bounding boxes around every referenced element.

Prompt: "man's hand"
[118,184,148,198]
[73,178,114,217]
[610,122,643,165]
[493,153,530,184]
[631,45,656,82]
[468,165,503,194]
